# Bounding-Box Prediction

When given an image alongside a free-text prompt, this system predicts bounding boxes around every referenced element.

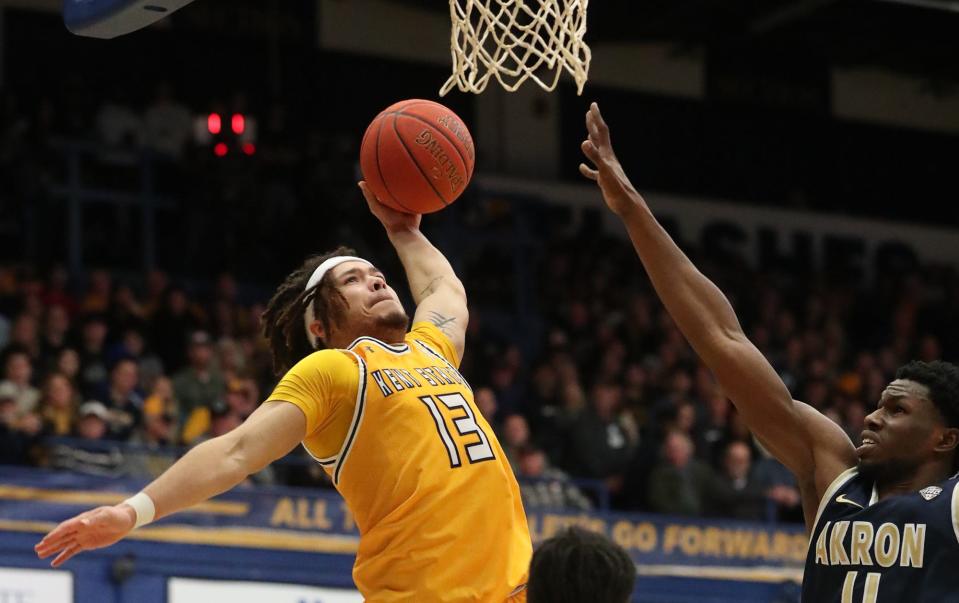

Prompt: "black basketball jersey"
[802,467,959,602]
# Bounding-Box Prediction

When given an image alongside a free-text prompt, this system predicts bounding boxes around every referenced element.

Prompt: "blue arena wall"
[0,466,805,602]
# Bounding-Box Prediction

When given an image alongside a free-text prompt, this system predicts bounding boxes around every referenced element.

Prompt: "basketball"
[360,99,475,214]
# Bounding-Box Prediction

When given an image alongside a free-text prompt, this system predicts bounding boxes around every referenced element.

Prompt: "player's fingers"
[581,139,600,161]
[35,526,79,556]
[51,543,82,568]
[590,103,611,144]
[585,109,600,138]
[590,102,602,120]
[357,181,376,204]
[35,540,68,558]
[579,163,598,181]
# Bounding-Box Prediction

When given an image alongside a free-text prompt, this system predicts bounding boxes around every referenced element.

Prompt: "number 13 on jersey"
[419,392,495,467]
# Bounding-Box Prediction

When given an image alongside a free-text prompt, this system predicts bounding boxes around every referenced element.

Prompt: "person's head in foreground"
[527,527,635,603]
[261,246,409,374]
[858,360,959,482]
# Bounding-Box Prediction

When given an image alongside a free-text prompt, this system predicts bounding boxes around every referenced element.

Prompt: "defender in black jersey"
[579,102,959,602]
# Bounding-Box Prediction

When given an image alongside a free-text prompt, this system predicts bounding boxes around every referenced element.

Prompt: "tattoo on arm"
[426,311,457,338]
[418,276,445,298]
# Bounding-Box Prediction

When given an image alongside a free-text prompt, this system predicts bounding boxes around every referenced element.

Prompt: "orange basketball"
[360,99,475,214]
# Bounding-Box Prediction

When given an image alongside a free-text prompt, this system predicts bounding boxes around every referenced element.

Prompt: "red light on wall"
[242,142,256,155]
[232,113,245,135]
[214,142,228,157]
[208,113,222,135]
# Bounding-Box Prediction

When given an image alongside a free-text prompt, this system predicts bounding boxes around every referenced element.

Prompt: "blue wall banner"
[0,466,806,602]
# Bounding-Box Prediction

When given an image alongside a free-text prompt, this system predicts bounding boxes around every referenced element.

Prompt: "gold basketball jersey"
[268,322,531,602]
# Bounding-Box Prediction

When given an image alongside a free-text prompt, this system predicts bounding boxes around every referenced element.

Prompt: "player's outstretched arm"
[35,401,306,567]
[360,181,468,360]
[579,103,857,503]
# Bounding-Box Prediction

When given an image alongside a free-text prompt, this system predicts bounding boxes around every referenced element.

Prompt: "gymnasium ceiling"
[395,0,959,86]
[7,0,958,87]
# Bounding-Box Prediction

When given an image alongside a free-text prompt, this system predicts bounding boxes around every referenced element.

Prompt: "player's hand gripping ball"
[360,99,475,214]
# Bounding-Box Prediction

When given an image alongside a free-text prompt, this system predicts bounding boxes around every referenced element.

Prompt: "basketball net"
[440,0,591,96]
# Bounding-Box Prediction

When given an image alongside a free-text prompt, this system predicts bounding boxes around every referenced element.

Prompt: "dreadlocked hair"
[261,246,356,375]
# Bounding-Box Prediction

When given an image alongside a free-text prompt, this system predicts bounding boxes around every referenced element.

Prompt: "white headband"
[303,256,373,349]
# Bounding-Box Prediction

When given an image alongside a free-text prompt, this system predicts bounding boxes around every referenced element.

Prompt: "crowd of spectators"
[2,59,958,525]
[0,229,955,523]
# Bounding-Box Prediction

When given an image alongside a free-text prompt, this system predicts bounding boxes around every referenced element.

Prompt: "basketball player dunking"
[35,182,532,602]
[579,102,959,602]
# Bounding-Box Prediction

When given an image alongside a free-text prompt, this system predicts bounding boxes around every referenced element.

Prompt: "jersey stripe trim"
[952,479,959,545]
[300,444,336,466]
[332,352,368,485]
[811,466,858,539]
[346,336,409,354]
[414,340,472,393]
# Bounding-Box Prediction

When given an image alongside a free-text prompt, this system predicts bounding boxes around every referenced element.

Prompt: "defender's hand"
[359,181,422,233]
[579,102,646,217]
[35,504,136,567]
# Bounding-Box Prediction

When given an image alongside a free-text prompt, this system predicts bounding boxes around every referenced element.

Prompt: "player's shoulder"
[406,321,459,364]
[288,348,358,375]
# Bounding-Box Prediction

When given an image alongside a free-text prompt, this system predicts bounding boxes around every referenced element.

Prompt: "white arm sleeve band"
[122,492,156,529]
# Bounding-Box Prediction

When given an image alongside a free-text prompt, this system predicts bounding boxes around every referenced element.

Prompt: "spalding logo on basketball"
[360,99,475,214]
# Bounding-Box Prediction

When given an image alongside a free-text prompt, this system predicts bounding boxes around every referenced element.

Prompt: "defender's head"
[527,527,635,603]
[262,247,408,374]
[859,360,959,481]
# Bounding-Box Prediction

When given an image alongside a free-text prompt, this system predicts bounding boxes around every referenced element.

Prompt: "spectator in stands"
[152,287,202,372]
[126,409,177,478]
[109,326,164,393]
[516,445,592,511]
[753,441,803,523]
[38,372,78,437]
[40,305,70,371]
[77,314,110,398]
[210,272,251,339]
[142,270,169,319]
[0,383,39,465]
[223,377,257,419]
[527,527,635,603]
[74,401,110,442]
[714,441,768,520]
[700,389,733,460]
[501,413,531,469]
[80,269,112,315]
[109,283,146,335]
[566,381,636,498]
[646,430,720,516]
[490,359,523,417]
[56,348,81,389]
[2,348,39,417]
[216,337,246,384]
[172,330,224,422]
[40,266,77,317]
[132,409,175,449]
[473,386,498,424]
[7,313,39,360]
[101,358,144,441]
[525,362,572,464]
[49,401,124,477]
[142,376,178,424]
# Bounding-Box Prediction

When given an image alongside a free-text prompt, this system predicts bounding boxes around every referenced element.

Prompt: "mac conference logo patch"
[919,486,942,501]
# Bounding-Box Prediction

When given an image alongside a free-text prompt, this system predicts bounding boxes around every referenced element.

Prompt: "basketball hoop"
[440,0,591,96]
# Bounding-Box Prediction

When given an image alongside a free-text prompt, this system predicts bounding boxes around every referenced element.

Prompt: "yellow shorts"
[505,585,527,603]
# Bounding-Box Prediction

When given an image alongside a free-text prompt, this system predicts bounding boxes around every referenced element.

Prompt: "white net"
[440,0,591,96]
